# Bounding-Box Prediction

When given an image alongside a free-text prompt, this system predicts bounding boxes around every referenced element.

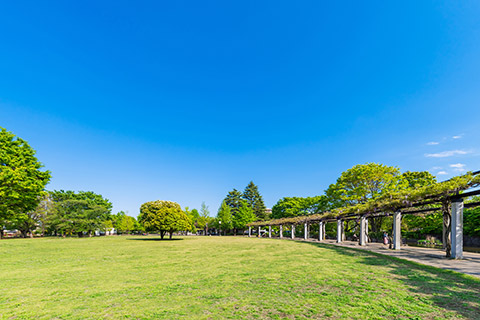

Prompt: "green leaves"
[0,127,51,224]
[138,200,192,238]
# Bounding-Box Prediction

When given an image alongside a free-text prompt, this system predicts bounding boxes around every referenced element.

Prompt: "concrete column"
[268,226,272,238]
[451,199,464,259]
[304,223,308,240]
[279,225,283,238]
[365,219,368,243]
[323,222,326,240]
[393,211,401,250]
[248,226,251,237]
[359,216,367,246]
[258,226,261,238]
[319,221,324,241]
[336,219,343,243]
[291,225,295,239]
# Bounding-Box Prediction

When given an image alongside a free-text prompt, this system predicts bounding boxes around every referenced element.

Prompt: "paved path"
[304,239,480,279]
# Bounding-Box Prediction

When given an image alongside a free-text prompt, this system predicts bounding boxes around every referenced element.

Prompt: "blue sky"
[1,1,479,216]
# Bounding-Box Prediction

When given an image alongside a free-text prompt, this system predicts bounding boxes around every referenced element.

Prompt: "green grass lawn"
[1,236,479,319]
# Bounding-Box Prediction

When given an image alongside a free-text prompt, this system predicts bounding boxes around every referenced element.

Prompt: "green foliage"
[464,207,480,237]
[138,200,191,239]
[8,193,54,237]
[232,200,256,232]
[272,196,328,219]
[242,181,267,220]
[45,191,113,236]
[401,171,437,189]
[50,190,112,212]
[224,189,243,217]
[114,211,138,234]
[216,201,233,233]
[325,163,403,208]
[47,199,110,236]
[0,127,51,230]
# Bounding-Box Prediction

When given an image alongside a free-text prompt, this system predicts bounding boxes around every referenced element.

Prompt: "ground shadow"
[302,241,480,318]
[127,238,183,241]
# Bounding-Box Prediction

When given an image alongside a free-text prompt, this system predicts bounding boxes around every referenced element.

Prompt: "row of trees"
[271,163,480,239]
[2,189,145,238]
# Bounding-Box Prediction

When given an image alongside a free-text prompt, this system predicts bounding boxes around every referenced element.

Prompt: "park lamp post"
[219,221,221,236]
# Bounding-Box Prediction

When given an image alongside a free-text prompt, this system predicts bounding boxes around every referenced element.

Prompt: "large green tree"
[46,190,112,237]
[272,196,328,219]
[224,189,243,218]
[216,201,233,235]
[242,181,267,220]
[138,200,191,239]
[0,127,51,238]
[47,199,110,237]
[232,200,256,235]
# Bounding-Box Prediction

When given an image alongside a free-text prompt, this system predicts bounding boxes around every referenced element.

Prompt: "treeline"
[269,163,480,239]
[3,190,144,238]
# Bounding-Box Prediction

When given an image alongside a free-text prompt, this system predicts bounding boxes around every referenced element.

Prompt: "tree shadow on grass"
[127,238,183,241]
[304,241,480,319]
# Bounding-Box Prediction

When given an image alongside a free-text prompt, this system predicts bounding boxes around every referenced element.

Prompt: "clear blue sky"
[1,1,479,217]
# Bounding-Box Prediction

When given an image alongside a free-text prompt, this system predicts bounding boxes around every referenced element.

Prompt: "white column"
[359,216,367,246]
[365,219,368,243]
[258,226,261,238]
[304,223,308,240]
[248,226,251,237]
[319,221,324,241]
[393,211,401,250]
[451,199,464,259]
[337,219,343,243]
[268,226,272,238]
[279,225,283,238]
[323,222,326,240]
[291,225,295,239]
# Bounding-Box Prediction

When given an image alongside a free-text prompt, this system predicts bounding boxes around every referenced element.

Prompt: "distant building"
[265,208,272,215]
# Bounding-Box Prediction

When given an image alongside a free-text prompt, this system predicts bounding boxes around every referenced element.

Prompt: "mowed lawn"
[1,236,480,319]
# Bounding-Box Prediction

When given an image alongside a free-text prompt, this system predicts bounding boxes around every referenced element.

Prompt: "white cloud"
[437,171,448,175]
[425,150,470,158]
[431,166,443,170]
[452,135,463,139]
[450,163,466,172]
[426,141,439,145]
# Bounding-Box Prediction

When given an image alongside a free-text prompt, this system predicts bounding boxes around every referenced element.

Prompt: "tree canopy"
[243,181,267,220]
[272,196,328,219]
[0,127,51,233]
[138,200,191,239]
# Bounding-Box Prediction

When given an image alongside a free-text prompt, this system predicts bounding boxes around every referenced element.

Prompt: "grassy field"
[1,236,479,319]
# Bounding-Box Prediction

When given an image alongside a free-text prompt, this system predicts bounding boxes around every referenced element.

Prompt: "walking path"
[300,238,480,279]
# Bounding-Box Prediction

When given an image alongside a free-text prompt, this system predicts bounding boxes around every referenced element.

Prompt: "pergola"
[247,171,480,259]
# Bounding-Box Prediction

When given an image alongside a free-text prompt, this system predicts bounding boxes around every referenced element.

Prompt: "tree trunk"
[442,200,452,258]
[160,230,165,239]
[169,231,173,239]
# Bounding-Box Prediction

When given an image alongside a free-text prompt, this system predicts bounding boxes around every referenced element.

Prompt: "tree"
[197,202,211,236]
[242,181,267,220]
[224,189,243,217]
[115,211,137,234]
[271,196,328,219]
[216,201,233,235]
[138,200,191,239]
[46,191,112,237]
[401,171,437,189]
[9,193,54,238]
[0,127,51,238]
[232,200,256,235]
[325,163,403,232]
[47,199,110,237]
